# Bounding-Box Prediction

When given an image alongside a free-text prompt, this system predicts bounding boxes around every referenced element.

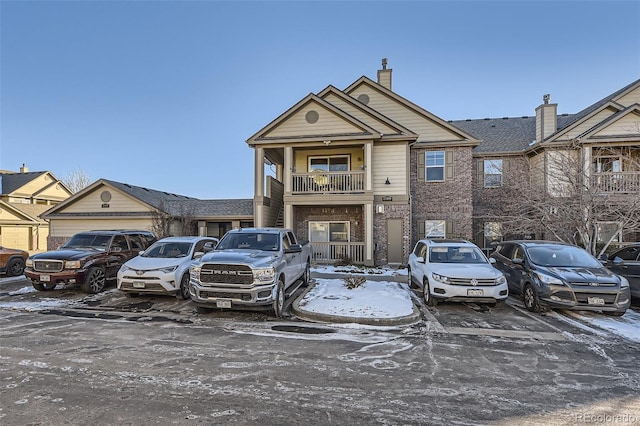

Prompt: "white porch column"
[254,146,265,228]
[364,141,373,191]
[583,144,592,189]
[284,146,293,193]
[365,202,374,266]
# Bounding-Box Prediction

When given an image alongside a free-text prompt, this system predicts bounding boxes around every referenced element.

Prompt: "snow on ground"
[312,264,407,276]
[574,309,640,343]
[297,278,414,318]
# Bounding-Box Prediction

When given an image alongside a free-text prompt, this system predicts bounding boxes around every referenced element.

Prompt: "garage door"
[1,226,31,250]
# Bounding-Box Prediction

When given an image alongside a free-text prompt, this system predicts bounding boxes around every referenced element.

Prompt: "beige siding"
[529,153,545,190]
[61,187,152,214]
[557,108,617,140]
[323,93,397,135]
[617,86,640,106]
[35,183,70,202]
[373,143,407,195]
[265,104,365,138]
[293,147,364,172]
[592,112,640,137]
[0,207,23,222]
[49,219,153,238]
[547,150,578,197]
[348,86,462,142]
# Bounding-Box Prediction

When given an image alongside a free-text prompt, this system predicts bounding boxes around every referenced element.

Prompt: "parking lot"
[1,273,639,425]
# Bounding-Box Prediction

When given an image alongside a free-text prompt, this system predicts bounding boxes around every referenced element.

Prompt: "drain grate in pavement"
[271,325,336,334]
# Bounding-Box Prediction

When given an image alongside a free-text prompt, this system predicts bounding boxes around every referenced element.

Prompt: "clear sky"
[1,1,639,199]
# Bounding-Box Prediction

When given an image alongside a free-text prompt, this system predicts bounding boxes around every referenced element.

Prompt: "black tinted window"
[613,247,640,261]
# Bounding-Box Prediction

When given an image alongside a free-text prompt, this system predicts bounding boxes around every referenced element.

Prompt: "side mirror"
[612,256,624,266]
[512,258,523,265]
[285,244,302,253]
[489,257,496,264]
[599,253,609,262]
[416,256,426,264]
[193,251,204,259]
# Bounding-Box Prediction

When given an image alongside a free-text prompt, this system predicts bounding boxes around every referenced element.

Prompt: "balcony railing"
[591,172,640,193]
[292,171,365,194]
[310,242,365,264]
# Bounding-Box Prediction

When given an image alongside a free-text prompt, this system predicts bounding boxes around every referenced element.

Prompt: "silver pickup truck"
[188,228,311,317]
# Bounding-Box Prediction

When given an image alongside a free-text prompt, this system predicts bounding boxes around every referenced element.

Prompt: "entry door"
[387,219,403,264]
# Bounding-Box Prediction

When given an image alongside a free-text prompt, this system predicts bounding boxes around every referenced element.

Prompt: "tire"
[273,280,285,318]
[81,267,106,294]
[423,278,438,307]
[522,283,541,312]
[407,268,415,289]
[301,262,311,287]
[177,273,191,300]
[32,281,56,291]
[6,258,25,277]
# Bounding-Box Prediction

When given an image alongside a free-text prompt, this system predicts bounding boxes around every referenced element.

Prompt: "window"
[425,220,445,238]
[596,222,621,243]
[484,222,502,248]
[309,155,350,173]
[309,222,350,242]
[484,159,503,187]
[425,151,445,181]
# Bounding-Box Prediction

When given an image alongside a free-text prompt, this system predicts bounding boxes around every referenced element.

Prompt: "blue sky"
[1,1,639,199]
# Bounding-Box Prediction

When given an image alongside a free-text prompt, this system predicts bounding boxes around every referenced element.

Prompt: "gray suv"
[491,241,630,316]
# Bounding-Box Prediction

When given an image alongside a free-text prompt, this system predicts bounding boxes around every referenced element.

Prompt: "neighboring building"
[42,179,253,248]
[247,60,640,266]
[0,164,72,251]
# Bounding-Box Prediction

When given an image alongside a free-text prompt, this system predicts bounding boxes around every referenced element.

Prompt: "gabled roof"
[0,171,48,194]
[165,199,253,217]
[344,76,481,145]
[0,200,48,223]
[572,103,640,142]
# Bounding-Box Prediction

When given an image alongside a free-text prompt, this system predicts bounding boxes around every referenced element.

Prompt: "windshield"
[527,245,601,268]
[142,242,192,258]
[62,234,111,250]
[216,233,280,251]
[429,246,488,264]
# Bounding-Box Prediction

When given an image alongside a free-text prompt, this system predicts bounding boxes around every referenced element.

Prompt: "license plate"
[588,296,605,305]
[467,289,484,296]
[40,274,50,282]
[216,299,232,308]
[132,281,146,289]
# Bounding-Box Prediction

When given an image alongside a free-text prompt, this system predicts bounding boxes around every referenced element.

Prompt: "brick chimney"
[377,58,392,90]
[20,163,29,173]
[535,94,557,143]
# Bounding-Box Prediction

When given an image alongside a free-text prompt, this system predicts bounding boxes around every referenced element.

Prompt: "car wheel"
[407,267,415,289]
[7,258,25,276]
[32,281,56,291]
[273,280,285,318]
[301,262,311,287]
[522,283,541,312]
[177,273,190,300]
[81,267,106,294]
[604,310,626,317]
[423,278,437,306]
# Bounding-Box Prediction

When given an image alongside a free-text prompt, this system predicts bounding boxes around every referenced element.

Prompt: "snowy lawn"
[574,308,640,343]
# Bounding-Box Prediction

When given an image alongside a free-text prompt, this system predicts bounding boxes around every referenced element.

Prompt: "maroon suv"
[25,230,156,293]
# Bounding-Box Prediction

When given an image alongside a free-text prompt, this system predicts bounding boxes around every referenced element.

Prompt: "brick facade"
[373,203,412,265]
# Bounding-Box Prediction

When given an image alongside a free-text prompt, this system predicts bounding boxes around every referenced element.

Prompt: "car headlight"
[535,272,564,286]
[431,272,450,284]
[619,276,629,289]
[158,265,178,274]
[496,275,506,285]
[254,267,276,283]
[64,260,81,269]
[26,258,33,268]
[190,265,201,278]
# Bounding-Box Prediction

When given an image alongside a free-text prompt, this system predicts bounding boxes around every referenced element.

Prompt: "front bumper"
[189,279,277,307]
[117,271,180,295]
[24,268,86,286]
[430,280,509,303]
[538,284,630,313]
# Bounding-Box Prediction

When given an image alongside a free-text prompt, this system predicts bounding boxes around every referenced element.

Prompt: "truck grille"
[199,264,253,285]
[33,260,64,273]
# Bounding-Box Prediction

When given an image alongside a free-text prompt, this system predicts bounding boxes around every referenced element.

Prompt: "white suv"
[408,239,508,307]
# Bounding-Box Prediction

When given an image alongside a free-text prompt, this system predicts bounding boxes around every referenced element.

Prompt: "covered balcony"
[291,170,366,195]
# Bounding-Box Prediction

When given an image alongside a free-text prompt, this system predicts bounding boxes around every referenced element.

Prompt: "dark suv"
[603,243,640,301]
[25,230,156,294]
[490,240,630,316]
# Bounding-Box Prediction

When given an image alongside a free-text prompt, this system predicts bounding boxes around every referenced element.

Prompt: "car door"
[508,245,528,295]
[106,235,130,278]
[410,242,427,286]
[609,246,640,296]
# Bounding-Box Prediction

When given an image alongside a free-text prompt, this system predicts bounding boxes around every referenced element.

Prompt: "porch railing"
[310,242,365,265]
[591,172,640,193]
[292,171,365,194]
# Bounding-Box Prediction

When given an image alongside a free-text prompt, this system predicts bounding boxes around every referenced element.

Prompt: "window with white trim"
[308,155,350,173]
[425,151,445,181]
[484,159,503,187]
[309,221,350,243]
[425,220,446,238]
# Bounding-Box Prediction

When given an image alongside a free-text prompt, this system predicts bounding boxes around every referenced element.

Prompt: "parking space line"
[444,326,566,341]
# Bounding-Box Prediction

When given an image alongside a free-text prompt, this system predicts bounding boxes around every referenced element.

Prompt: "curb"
[291,280,422,327]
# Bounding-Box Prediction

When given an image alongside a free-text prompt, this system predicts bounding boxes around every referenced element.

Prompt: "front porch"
[310,241,366,264]
[591,171,640,193]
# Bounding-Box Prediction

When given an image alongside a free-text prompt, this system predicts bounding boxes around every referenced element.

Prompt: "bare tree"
[150,201,172,239]
[149,201,197,238]
[63,168,92,193]
[475,144,640,257]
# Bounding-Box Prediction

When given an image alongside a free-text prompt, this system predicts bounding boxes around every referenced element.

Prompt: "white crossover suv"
[408,239,508,307]
[117,236,217,299]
